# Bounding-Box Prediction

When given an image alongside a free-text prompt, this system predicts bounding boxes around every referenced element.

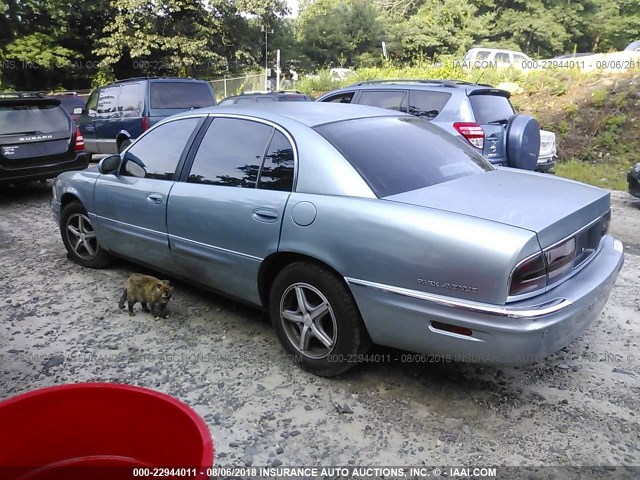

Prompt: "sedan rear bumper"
[347,235,624,364]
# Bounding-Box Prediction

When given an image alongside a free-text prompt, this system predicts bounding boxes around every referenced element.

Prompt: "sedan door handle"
[252,207,279,223]
[146,193,163,204]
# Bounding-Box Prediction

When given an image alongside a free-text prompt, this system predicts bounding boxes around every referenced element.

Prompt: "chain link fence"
[208,72,266,100]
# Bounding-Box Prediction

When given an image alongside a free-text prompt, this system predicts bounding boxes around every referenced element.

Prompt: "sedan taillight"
[545,238,576,286]
[509,253,547,297]
[74,126,85,152]
[453,122,484,149]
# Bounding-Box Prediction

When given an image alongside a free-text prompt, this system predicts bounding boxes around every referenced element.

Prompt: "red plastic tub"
[0,383,214,480]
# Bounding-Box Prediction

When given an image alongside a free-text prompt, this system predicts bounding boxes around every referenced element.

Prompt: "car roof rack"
[240,90,305,95]
[0,91,47,98]
[111,76,195,84]
[349,79,493,88]
[49,91,78,96]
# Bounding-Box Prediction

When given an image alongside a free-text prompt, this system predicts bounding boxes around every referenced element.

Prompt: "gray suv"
[317,79,542,171]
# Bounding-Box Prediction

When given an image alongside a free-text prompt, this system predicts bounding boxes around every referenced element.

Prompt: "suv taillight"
[74,126,85,152]
[453,122,484,149]
[141,116,150,132]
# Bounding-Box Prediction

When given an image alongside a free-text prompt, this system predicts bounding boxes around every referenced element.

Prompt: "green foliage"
[296,0,385,68]
[389,0,483,61]
[4,33,77,68]
[555,158,632,190]
[591,89,609,108]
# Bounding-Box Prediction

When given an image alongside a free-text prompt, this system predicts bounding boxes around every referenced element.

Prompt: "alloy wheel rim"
[66,213,99,260]
[279,282,337,359]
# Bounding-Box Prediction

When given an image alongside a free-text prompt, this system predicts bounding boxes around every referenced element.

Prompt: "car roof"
[174,102,406,127]
[318,79,506,96]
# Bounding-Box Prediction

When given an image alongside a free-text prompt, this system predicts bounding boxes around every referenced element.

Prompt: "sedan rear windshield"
[150,82,215,109]
[469,94,515,124]
[315,116,493,197]
[0,104,70,135]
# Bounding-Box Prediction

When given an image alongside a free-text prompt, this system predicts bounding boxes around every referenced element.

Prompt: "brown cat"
[118,274,172,319]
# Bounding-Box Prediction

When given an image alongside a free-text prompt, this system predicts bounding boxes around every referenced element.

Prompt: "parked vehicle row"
[51,103,624,376]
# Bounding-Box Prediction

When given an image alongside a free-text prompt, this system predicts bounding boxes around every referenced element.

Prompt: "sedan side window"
[258,131,294,191]
[121,117,200,180]
[187,118,274,187]
[358,90,408,112]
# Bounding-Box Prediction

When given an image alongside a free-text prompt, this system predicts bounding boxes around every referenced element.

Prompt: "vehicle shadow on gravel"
[0,180,53,204]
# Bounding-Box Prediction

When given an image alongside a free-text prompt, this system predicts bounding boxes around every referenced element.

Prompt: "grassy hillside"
[298,66,639,190]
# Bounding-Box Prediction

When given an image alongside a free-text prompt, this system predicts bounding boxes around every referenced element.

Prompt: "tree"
[296,0,385,68]
[389,0,484,60]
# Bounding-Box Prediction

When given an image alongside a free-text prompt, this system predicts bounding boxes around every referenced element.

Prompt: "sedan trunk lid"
[384,169,610,248]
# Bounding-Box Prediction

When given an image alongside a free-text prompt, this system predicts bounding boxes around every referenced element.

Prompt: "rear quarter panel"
[278,194,541,305]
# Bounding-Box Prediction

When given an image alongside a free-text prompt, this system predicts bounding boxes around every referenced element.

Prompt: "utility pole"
[261,25,273,91]
[276,49,281,91]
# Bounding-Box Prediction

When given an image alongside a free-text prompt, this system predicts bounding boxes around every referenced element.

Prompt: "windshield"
[315,116,493,197]
[150,82,215,109]
[0,103,70,135]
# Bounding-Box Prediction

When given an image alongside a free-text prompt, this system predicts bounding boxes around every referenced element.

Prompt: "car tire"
[269,261,371,376]
[118,139,132,153]
[60,201,112,268]
[506,114,541,171]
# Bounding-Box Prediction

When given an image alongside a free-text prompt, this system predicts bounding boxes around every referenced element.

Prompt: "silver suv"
[317,79,544,171]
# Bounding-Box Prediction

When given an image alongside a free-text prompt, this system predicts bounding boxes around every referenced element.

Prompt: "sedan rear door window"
[258,131,294,191]
[315,116,493,197]
[187,118,274,187]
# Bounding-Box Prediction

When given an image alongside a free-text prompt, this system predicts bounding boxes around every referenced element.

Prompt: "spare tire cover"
[506,114,540,171]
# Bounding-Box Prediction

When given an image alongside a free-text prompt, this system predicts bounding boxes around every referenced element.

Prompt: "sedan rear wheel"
[270,262,371,376]
[60,202,112,268]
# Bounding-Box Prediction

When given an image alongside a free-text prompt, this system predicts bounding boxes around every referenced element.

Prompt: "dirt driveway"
[1,182,639,477]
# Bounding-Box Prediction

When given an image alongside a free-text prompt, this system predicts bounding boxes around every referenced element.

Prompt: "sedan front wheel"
[60,201,112,268]
[269,262,371,376]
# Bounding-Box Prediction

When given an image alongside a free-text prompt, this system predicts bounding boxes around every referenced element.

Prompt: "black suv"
[217,91,312,105]
[317,79,546,171]
[77,77,216,154]
[0,92,89,183]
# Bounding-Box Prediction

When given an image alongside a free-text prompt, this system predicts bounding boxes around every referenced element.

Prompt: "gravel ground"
[0,182,639,478]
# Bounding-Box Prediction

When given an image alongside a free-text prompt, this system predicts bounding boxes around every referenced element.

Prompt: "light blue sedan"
[51,103,624,376]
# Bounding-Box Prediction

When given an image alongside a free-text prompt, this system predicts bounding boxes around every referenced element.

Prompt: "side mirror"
[73,107,83,115]
[98,155,122,175]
